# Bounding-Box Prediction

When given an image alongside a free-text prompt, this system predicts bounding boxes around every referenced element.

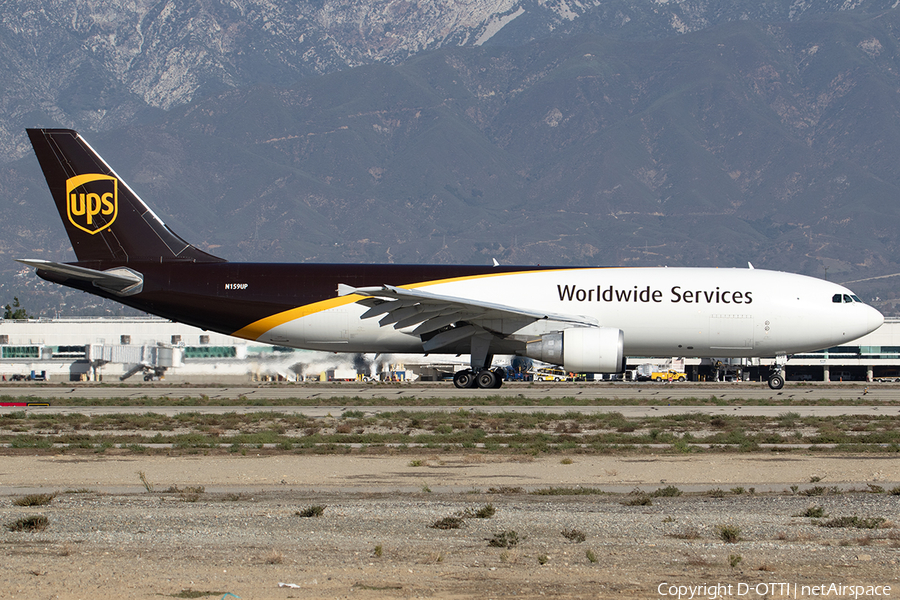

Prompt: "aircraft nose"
[867,304,885,334]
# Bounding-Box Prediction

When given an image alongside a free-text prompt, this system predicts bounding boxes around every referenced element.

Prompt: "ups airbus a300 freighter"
[19,129,884,389]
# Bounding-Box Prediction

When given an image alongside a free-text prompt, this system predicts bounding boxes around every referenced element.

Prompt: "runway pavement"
[2,382,899,417]
[0,381,894,400]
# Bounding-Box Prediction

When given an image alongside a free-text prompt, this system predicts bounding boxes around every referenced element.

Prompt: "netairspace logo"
[657,582,892,599]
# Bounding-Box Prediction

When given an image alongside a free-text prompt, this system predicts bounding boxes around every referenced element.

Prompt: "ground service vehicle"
[652,370,686,382]
[532,368,570,382]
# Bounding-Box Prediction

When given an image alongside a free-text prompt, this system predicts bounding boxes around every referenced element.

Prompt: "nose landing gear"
[767,372,785,390]
[767,354,787,390]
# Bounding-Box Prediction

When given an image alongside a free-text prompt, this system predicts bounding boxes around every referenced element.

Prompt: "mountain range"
[3,0,900,317]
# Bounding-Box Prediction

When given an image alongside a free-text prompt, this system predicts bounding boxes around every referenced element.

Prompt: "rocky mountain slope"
[3,1,900,316]
[3,0,897,158]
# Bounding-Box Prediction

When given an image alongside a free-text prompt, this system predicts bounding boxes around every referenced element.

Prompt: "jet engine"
[523,327,625,373]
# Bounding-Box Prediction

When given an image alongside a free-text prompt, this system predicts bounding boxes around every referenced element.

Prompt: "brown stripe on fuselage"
[47,261,562,339]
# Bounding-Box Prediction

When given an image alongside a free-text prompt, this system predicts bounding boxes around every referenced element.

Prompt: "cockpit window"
[851,295,862,303]
[832,294,859,304]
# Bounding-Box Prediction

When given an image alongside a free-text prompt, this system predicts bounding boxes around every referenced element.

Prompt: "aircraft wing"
[338,283,596,352]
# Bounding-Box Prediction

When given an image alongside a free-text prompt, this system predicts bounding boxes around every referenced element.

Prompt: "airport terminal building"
[0,317,304,383]
[1,316,898,383]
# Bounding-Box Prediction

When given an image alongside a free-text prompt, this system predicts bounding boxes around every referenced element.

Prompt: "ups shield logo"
[66,174,118,235]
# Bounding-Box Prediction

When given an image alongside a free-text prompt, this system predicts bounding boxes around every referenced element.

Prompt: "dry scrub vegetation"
[1,409,900,455]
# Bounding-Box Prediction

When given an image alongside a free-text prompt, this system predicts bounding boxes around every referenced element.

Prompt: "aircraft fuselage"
[44,261,882,359]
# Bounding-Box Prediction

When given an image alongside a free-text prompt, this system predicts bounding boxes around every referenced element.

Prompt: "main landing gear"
[452,333,505,389]
[453,367,505,389]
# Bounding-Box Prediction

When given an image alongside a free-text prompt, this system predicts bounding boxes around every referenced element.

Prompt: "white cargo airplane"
[19,129,884,390]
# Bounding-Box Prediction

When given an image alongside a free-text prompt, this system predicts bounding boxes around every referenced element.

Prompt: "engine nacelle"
[523,327,625,373]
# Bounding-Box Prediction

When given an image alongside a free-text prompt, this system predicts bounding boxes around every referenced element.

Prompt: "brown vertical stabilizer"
[26,128,224,264]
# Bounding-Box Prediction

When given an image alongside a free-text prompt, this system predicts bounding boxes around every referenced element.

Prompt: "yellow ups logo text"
[66,174,117,235]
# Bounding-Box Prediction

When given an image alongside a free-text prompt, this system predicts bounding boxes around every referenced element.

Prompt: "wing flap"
[422,324,478,353]
[338,282,597,342]
[411,311,464,335]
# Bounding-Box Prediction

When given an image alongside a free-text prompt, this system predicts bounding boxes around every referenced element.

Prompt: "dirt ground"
[1,453,899,600]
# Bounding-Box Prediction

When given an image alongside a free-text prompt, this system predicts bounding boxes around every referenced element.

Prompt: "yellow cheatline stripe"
[230,266,618,341]
[231,296,355,340]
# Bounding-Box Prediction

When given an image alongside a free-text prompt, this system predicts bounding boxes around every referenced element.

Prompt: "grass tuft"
[820,516,886,529]
[623,493,653,506]
[799,506,826,518]
[430,516,464,530]
[486,486,524,494]
[13,493,57,507]
[531,486,605,496]
[561,528,587,543]
[717,524,741,543]
[7,515,49,532]
[296,505,326,518]
[170,590,226,598]
[488,530,522,548]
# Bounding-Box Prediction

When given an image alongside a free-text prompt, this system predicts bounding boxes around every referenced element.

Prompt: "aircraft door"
[709,314,754,350]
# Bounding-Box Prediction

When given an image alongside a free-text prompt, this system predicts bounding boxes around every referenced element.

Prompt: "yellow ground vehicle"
[532,367,571,381]
[651,370,686,382]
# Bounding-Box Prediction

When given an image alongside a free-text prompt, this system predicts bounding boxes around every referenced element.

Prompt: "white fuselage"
[253,267,884,358]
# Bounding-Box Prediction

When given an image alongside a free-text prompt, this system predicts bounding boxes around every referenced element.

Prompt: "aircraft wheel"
[491,367,505,388]
[476,370,497,389]
[768,374,785,390]
[453,370,476,389]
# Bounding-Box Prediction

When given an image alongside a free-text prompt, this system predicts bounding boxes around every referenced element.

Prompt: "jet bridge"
[86,344,183,381]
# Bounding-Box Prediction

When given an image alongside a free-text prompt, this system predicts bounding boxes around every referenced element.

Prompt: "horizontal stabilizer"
[17,259,144,296]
